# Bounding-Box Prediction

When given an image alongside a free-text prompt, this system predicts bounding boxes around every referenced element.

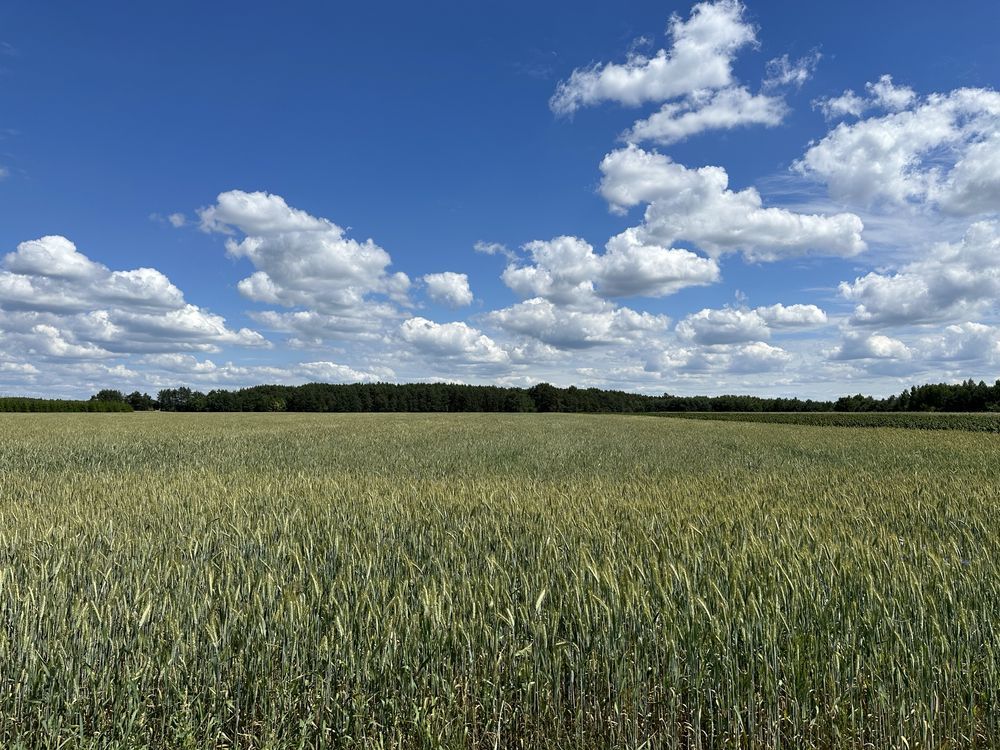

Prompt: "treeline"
[0,397,133,413]
[154,383,653,413]
[145,383,851,413]
[86,383,832,414]
[660,379,1000,413]
[834,380,1000,412]
[5,378,1000,414]
[142,378,1000,413]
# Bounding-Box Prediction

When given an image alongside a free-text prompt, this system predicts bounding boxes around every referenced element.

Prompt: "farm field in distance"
[654,410,1000,431]
[1,413,998,748]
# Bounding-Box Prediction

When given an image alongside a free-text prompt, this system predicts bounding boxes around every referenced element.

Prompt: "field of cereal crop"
[653,410,1000,431]
[1,412,998,748]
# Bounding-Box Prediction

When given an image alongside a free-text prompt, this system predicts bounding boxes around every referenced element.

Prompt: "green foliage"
[125,391,157,411]
[0,413,998,747]
[152,381,831,413]
[0,397,132,413]
[90,389,126,403]
[148,377,1000,414]
[656,411,1000,431]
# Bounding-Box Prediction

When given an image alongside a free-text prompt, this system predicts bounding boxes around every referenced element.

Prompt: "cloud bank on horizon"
[2,0,1000,398]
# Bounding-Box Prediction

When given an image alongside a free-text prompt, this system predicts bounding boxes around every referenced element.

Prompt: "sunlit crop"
[1,413,997,748]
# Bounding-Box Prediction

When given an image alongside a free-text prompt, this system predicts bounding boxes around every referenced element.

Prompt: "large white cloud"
[488,297,669,349]
[676,307,770,344]
[422,272,474,307]
[676,303,826,344]
[501,236,599,306]
[600,145,865,261]
[550,1,809,145]
[199,190,410,340]
[549,0,755,115]
[250,307,397,343]
[25,324,114,359]
[5,235,104,280]
[831,332,912,361]
[0,236,265,360]
[627,87,787,145]
[600,230,721,296]
[799,84,1000,214]
[727,341,794,372]
[501,234,719,304]
[756,303,829,328]
[489,234,693,351]
[918,322,1000,364]
[647,340,792,374]
[199,190,329,234]
[400,317,508,363]
[840,221,1000,325]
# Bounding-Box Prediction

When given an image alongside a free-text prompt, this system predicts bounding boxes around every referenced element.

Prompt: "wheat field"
[0,413,998,748]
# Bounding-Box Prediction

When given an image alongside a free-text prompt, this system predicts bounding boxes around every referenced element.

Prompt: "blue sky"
[2,1,1000,398]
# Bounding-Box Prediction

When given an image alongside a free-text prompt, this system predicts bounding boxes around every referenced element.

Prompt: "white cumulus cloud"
[0,236,265,360]
[626,87,787,145]
[756,303,828,327]
[676,303,826,345]
[550,0,755,115]
[488,297,669,350]
[400,317,509,363]
[647,340,792,374]
[501,234,719,305]
[423,272,474,307]
[798,85,1000,214]
[550,3,820,145]
[199,190,411,342]
[840,221,1000,325]
[600,145,865,261]
[832,332,912,361]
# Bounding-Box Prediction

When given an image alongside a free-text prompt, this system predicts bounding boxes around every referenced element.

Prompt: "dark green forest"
[3,378,1000,414]
[0,396,133,413]
[2,378,997,414]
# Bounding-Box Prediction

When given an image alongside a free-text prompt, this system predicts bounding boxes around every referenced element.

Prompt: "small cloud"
[813,89,867,120]
[473,240,516,260]
[763,51,821,90]
[549,0,756,116]
[0,42,17,57]
[150,212,189,228]
[422,272,473,307]
[812,74,915,121]
[0,166,8,180]
[627,35,654,54]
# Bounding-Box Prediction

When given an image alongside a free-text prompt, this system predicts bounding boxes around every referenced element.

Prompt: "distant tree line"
[147,383,842,413]
[832,380,1000,412]
[4,378,1000,414]
[138,378,1000,413]
[0,396,132,413]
